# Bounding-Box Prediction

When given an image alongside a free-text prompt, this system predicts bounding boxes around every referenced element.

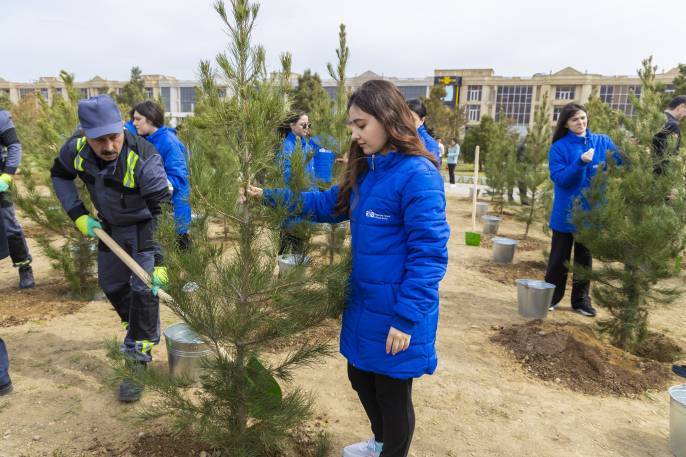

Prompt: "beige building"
[434,66,682,133]
[2,66,681,130]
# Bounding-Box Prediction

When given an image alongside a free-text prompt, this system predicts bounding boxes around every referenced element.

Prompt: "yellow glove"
[74,215,102,237]
[0,174,11,193]
[151,266,169,296]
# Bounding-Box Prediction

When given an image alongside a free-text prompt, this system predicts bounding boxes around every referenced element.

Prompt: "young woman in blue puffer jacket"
[545,102,620,317]
[249,80,450,457]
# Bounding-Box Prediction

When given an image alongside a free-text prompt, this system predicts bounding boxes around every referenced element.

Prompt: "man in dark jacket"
[0,110,35,289]
[652,95,686,175]
[51,95,171,402]
[0,205,13,395]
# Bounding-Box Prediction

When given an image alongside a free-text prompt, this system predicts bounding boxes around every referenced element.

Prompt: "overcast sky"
[2,0,684,83]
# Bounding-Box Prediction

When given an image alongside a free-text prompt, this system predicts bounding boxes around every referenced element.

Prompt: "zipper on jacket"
[120,193,127,209]
[371,153,375,171]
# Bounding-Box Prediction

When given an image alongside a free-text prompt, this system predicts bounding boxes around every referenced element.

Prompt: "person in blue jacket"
[130,101,192,250]
[545,102,619,317]
[407,99,441,167]
[276,111,319,255]
[0,202,13,396]
[249,80,450,457]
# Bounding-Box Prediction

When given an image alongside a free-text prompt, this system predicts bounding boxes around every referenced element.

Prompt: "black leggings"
[447,164,456,184]
[544,230,592,307]
[347,363,415,457]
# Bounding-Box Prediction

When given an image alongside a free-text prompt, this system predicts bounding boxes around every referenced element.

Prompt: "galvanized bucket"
[493,237,518,264]
[164,322,212,381]
[516,279,555,319]
[476,202,489,217]
[277,254,311,275]
[671,384,686,457]
[482,215,502,235]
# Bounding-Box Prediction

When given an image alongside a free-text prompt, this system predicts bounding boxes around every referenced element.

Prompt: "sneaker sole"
[573,308,596,317]
[0,384,13,396]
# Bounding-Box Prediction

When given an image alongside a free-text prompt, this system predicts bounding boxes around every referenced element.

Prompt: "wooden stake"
[472,145,480,232]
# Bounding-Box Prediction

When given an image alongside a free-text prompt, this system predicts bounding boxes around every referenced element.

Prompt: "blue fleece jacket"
[549,129,619,233]
[264,151,450,379]
[418,124,441,166]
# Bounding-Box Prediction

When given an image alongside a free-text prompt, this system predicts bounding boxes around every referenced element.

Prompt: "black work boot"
[18,266,35,290]
[118,361,146,403]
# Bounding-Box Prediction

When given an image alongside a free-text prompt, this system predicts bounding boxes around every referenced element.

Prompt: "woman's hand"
[386,326,411,355]
[580,148,595,163]
[238,185,263,204]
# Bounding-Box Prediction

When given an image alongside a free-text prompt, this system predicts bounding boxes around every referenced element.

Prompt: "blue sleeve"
[606,136,623,166]
[0,112,22,173]
[263,185,348,224]
[277,139,294,185]
[391,168,450,335]
[548,142,588,188]
[159,138,192,233]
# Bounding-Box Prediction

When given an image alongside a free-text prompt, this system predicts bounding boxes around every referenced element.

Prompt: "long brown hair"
[333,80,438,216]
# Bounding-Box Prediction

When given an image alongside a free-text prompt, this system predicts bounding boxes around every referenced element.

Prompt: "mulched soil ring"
[0,281,86,327]
[491,320,673,397]
[481,233,548,252]
[478,260,548,285]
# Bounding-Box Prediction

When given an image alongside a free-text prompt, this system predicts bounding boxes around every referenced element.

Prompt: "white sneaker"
[343,437,383,457]
[450,184,456,188]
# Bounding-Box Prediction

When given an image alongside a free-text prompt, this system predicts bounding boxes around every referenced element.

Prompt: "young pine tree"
[573,57,686,352]
[517,92,551,237]
[111,2,349,454]
[12,71,99,299]
[484,113,518,213]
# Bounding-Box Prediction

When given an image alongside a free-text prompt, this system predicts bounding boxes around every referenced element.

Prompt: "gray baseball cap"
[77,95,122,139]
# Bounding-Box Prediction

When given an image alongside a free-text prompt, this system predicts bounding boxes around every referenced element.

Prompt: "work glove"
[151,266,169,296]
[74,215,102,237]
[0,174,12,193]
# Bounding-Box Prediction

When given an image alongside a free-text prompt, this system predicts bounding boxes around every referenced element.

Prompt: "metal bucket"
[516,279,555,319]
[164,322,212,381]
[493,237,518,264]
[277,254,311,275]
[482,215,502,235]
[476,202,489,217]
[671,384,686,457]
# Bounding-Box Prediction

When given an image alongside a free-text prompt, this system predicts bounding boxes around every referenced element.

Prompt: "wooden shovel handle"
[93,227,173,304]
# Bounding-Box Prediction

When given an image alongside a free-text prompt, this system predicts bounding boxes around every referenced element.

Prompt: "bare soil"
[1,193,685,456]
[491,320,672,397]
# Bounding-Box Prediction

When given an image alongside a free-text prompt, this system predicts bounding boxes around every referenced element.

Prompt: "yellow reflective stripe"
[73,154,84,172]
[120,322,129,331]
[76,136,87,152]
[139,340,154,353]
[123,150,139,188]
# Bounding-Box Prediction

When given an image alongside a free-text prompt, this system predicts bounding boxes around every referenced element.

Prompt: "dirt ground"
[1,190,685,456]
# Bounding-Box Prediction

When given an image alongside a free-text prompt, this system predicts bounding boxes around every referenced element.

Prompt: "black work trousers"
[347,363,415,457]
[544,230,592,307]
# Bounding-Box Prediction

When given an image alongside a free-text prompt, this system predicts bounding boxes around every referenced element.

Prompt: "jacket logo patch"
[365,210,391,221]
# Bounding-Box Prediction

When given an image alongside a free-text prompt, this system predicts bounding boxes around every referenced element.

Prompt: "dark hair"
[552,102,587,143]
[278,110,307,138]
[667,95,686,110]
[407,98,436,138]
[130,101,164,128]
[334,80,438,216]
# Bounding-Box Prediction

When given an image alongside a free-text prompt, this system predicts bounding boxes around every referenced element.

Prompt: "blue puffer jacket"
[417,124,441,166]
[278,131,318,189]
[144,126,191,234]
[264,151,450,379]
[549,129,619,233]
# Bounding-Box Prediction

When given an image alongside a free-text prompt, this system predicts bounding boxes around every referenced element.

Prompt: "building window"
[115,87,123,95]
[600,85,641,116]
[553,106,563,122]
[324,86,337,100]
[468,105,481,122]
[665,84,675,95]
[180,87,196,113]
[145,87,153,99]
[161,87,171,112]
[397,85,428,100]
[495,85,533,125]
[19,88,35,99]
[79,88,89,99]
[40,88,49,100]
[468,85,482,102]
[555,86,575,100]
[217,87,227,99]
